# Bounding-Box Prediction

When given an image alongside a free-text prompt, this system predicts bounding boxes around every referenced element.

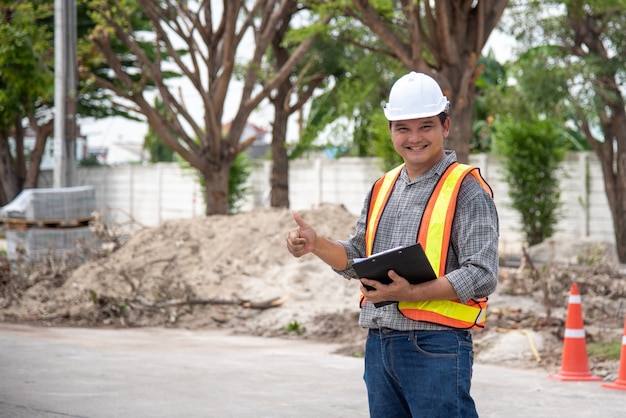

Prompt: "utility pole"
[53,0,78,187]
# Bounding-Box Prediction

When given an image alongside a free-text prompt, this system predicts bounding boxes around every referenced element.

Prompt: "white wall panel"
[36,152,616,254]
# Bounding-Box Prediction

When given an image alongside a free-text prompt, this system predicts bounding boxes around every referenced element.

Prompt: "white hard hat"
[383,72,450,121]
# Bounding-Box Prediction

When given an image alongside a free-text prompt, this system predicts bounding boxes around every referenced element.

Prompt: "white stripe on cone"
[569,294,581,304]
[564,328,586,338]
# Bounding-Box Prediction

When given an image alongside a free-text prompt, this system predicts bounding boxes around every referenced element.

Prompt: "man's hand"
[361,272,460,304]
[360,270,414,304]
[285,211,317,257]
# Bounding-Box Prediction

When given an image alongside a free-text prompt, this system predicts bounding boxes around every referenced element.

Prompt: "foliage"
[144,128,175,163]
[0,1,146,205]
[79,156,103,167]
[0,1,53,130]
[283,319,306,335]
[471,48,590,154]
[292,23,406,172]
[502,0,626,262]
[227,152,251,215]
[492,116,567,246]
[471,51,507,154]
[308,0,509,163]
[0,1,57,203]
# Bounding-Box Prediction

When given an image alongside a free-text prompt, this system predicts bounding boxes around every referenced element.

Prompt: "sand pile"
[1,204,368,350]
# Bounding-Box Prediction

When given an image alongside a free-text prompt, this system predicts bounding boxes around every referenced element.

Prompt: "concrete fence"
[37,151,616,255]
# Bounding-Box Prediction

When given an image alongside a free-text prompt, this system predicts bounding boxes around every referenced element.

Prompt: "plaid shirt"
[336,151,499,331]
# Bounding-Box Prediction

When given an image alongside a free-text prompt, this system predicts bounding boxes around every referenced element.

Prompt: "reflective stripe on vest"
[363,162,493,329]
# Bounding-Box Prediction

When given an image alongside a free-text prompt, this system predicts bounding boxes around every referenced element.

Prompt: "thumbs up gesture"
[285,211,317,257]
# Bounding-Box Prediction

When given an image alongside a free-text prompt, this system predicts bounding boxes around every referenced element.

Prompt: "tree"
[0,1,54,205]
[492,117,567,246]
[265,5,328,208]
[506,0,626,261]
[471,47,589,153]
[0,1,136,206]
[297,41,407,171]
[82,0,322,215]
[318,0,508,163]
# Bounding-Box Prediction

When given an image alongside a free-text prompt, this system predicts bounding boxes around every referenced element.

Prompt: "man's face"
[390,116,450,179]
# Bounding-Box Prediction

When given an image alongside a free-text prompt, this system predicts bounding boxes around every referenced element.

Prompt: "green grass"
[283,320,306,335]
[587,340,622,360]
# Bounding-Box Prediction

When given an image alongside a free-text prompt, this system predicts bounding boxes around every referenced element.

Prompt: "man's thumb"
[292,211,307,228]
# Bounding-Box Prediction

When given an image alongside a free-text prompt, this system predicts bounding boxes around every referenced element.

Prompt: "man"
[285,71,499,417]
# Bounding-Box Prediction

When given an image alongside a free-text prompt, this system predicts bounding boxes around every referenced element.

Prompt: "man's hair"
[388,112,449,129]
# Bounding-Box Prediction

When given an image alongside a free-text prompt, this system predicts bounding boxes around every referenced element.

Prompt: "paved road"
[0,324,623,418]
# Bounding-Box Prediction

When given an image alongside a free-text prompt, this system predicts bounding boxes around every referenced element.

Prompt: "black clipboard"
[352,243,437,308]
[352,243,437,286]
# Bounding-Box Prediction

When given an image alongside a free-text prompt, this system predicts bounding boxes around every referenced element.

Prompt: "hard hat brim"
[383,98,449,121]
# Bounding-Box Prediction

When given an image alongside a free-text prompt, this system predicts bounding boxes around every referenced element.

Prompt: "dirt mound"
[1,203,625,371]
[0,204,367,351]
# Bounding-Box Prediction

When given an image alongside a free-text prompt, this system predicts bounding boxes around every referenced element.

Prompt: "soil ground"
[1,204,625,380]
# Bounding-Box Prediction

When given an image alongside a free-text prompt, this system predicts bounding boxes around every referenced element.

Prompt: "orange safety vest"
[362,162,493,329]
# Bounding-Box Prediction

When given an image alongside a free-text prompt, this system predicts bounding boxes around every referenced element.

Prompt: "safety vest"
[362,161,493,329]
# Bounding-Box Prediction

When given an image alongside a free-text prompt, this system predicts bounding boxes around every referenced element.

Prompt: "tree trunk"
[267,2,296,209]
[0,134,20,206]
[13,117,27,187]
[203,163,231,216]
[439,55,481,165]
[612,196,626,263]
[270,115,289,208]
[269,79,290,208]
[25,119,54,189]
[596,138,626,262]
[596,98,626,263]
[446,102,473,164]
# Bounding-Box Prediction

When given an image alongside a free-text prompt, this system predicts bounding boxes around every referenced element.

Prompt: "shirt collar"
[400,150,458,183]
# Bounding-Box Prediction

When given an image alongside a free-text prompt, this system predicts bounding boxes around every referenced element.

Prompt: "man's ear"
[442,117,451,137]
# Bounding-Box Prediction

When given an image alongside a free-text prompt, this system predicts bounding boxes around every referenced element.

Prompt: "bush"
[492,117,567,246]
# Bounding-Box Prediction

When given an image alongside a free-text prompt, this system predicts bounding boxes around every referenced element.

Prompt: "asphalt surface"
[0,323,624,418]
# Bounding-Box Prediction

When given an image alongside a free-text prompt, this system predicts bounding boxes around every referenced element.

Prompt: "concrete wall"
[37,152,616,254]
[240,152,615,255]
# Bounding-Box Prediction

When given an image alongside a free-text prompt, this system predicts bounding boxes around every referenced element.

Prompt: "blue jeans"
[364,328,478,418]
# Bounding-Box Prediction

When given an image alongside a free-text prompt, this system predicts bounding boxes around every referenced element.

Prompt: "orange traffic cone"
[602,316,626,391]
[549,283,601,381]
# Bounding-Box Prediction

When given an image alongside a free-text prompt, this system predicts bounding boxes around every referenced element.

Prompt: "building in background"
[223,121,271,159]
[15,128,87,170]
